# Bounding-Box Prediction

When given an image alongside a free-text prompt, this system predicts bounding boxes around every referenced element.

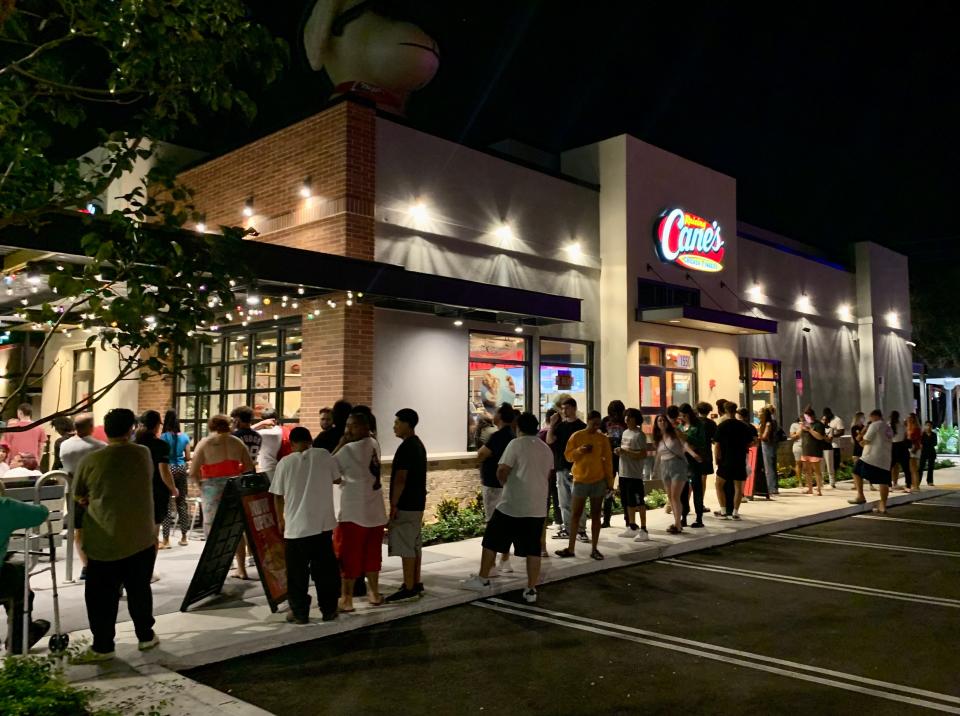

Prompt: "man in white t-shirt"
[461,412,552,603]
[270,426,341,624]
[58,413,106,580]
[849,409,893,513]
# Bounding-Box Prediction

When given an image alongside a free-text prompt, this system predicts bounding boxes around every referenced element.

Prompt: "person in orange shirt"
[555,410,613,561]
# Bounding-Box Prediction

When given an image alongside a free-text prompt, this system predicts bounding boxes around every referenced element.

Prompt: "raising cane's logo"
[655,208,725,272]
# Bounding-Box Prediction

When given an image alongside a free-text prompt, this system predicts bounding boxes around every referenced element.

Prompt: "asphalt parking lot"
[186,492,960,715]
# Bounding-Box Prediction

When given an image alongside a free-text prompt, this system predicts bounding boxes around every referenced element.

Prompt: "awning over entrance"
[0,214,581,328]
[638,305,777,335]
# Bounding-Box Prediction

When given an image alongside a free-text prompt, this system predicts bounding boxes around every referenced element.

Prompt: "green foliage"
[644,488,667,509]
[778,474,800,489]
[0,1,288,421]
[422,497,486,546]
[934,458,955,469]
[935,426,959,454]
[0,654,98,715]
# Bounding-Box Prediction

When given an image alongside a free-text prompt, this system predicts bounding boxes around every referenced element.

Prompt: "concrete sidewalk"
[23,476,958,715]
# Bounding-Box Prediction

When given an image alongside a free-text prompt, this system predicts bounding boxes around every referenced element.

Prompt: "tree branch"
[0,30,79,77]
[9,64,140,98]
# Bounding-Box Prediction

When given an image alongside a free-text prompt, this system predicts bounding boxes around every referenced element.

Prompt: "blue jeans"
[556,469,587,533]
[762,442,778,494]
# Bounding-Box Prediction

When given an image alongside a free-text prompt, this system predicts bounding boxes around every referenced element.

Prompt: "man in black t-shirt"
[477,403,515,572]
[313,401,352,451]
[546,397,587,541]
[713,402,755,520]
[231,406,262,464]
[386,409,428,603]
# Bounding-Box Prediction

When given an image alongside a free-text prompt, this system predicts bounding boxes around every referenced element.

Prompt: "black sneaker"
[415,582,425,595]
[321,612,338,622]
[576,531,590,543]
[552,528,570,540]
[385,586,420,603]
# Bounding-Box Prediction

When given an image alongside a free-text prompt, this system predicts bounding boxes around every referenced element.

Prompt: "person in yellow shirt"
[555,410,613,560]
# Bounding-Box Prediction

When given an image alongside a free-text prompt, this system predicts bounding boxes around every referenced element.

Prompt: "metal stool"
[186,497,204,540]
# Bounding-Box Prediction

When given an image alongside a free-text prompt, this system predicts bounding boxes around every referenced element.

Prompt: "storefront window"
[175,320,302,442]
[639,342,697,415]
[539,339,592,422]
[468,332,529,450]
[740,358,781,423]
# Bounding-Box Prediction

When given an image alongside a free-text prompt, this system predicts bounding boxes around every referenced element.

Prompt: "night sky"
[221,1,960,266]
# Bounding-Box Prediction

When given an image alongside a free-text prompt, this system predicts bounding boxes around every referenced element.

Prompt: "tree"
[0,0,287,431]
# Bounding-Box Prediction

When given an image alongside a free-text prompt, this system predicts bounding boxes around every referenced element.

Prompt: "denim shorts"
[572,480,607,499]
[659,458,688,484]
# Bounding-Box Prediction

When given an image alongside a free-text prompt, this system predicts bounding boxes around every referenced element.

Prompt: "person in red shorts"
[333,411,387,612]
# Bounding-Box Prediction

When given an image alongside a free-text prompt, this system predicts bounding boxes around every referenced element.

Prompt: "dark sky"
[230,1,960,265]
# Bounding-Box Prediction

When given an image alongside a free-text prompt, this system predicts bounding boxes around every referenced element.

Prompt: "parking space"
[186,495,960,715]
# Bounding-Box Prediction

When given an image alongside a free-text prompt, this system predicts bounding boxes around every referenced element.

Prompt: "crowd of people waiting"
[0,394,940,658]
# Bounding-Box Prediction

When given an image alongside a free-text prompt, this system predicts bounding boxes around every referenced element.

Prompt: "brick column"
[299,303,374,434]
[178,98,377,433]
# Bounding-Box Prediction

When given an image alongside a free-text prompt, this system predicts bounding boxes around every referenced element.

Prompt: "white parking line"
[914,501,960,508]
[771,533,960,556]
[657,559,960,607]
[476,599,960,713]
[854,515,960,528]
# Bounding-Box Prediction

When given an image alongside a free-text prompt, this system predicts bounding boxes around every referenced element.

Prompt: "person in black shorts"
[713,402,755,520]
[462,413,554,603]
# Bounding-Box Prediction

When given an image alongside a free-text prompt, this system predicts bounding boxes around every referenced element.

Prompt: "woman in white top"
[788,417,804,484]
[333,411,387,612]
[653,413,701,535]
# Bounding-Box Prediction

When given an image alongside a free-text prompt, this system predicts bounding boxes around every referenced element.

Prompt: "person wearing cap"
[270,426,341,624]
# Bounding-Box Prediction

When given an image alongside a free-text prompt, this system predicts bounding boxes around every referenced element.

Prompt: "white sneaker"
[633,529,650,542]
[523,588,537,604]
[487,565,500,578]
[498,559,515,574]
[138,634,160,651]
[460,574,492,591]
[618,526,639,538]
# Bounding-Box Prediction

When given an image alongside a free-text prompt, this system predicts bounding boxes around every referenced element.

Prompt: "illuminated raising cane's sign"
[655,208,726,272]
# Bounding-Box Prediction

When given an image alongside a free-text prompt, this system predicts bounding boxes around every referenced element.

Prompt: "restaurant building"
[6,98,914,509]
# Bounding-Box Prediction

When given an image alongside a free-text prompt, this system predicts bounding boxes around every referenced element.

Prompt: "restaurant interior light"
[242,199,254,218]
[246,294,260,306]
[514,325,523,334]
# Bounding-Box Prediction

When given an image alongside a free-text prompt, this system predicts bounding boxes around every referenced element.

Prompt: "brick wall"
[178,100,376,260]
[153,99,377,423]
[299,302,374,434]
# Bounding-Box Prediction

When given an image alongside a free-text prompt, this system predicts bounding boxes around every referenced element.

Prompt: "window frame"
[538,337,593,422]
[174,317,302,442]
[638,341,698,416]
[467,330,532,450]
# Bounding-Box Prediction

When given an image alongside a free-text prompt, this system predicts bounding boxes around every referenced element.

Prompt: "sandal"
[554,548,575,558]
[871,507,887,515]
[368,595,384,607]
[590,549,604,561]
[338,599,355,613]
[666,525,680,535]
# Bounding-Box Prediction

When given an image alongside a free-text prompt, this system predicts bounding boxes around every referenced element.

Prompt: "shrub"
[422,496,486,546]
[644,488,667,509]
[935,425,959,453]
[934,458,956,469]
